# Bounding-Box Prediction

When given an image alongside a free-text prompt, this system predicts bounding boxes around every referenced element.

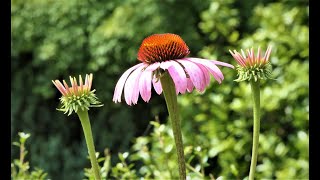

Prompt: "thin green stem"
[19,142,25,165]
[77,110,101,180]
[160,72,186,180]
[186,164,203,177]
[249,79,261,180]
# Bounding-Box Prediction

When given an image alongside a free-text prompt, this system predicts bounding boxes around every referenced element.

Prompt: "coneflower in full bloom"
[113,33,234,105]
[113,33,233,180]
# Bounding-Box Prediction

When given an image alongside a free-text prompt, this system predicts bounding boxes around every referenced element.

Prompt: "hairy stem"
[160,72,186,180]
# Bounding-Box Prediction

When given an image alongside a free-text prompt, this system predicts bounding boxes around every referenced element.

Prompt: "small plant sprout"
[11,132,48,179]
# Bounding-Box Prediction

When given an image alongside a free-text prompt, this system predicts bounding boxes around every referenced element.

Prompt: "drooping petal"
[186,78,194,92]
[124,65,145,105]
[159,61,174,70]
[185,58,224,84]
[145,62,161,72]
[167,61,188,94]
[139,69,152,102]
[159,60,188,94]
[196,64,210,88]
[113,63,145,103]
[211,59,234,69]
[152,78,163,95]
[177,60,206,92]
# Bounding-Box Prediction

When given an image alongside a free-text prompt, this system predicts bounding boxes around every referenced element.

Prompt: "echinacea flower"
[229,45,273,180]
[113,33,234,105]
[52,73,103,179]
[52,73,103,115]
[229,45,272,82]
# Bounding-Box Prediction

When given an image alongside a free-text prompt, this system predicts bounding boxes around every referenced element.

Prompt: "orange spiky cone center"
[137,33,190,64]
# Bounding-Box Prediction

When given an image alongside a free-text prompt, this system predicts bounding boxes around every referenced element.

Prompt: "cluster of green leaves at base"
[11,132,48,180]
[11,0,308,179]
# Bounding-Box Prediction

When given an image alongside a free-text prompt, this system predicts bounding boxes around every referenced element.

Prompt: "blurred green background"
[11,0,309,179]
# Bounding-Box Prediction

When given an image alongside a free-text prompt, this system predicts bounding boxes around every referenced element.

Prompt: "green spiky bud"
[52,73,103,116]
[229,46,273,82]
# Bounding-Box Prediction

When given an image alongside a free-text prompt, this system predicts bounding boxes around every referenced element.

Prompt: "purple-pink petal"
[186,78,194,92]
[52,80,67,96]
[124,65,145,105]
[63,80,71,95]
[211,59,234,69]
[113,63,145,103]
[167,61,188,94]
[145,62,161,72]
[139,69,152,102]
[113,53,234,105]
[257,47,261,62]
[229,50,246,67]
[177,60,206,92]
[159,61,171,70]
[184,58,224,84]
[264,45,272,62]
[152,78,162,95]
[196,64,210,88]
[234,52,247,66]
[159,60,188,94]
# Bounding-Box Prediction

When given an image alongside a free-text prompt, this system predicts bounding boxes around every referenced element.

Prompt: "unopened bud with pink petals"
[229,45,273,82]
[52,73,103,115]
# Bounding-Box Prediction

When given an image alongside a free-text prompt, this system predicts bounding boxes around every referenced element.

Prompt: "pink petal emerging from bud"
[229,45,273,82]
[52,73,94,97]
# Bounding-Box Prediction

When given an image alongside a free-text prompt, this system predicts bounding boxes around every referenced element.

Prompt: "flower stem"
[249,79,261,180]
[77,110,101,180]
[160,72,186,180]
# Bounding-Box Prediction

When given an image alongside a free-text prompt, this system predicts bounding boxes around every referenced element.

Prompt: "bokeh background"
[11,0,309,179]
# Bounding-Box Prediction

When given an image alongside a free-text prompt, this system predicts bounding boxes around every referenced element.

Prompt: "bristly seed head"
[137,33,190,64]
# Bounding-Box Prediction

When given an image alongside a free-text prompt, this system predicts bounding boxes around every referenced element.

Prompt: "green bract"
[52,74,103,116]
[235,61,272,82]
[58,89,103,116]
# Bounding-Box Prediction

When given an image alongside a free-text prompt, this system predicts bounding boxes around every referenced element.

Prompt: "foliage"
[11,0,308,179]
[11,132,48,180]
[84,150,111,180]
